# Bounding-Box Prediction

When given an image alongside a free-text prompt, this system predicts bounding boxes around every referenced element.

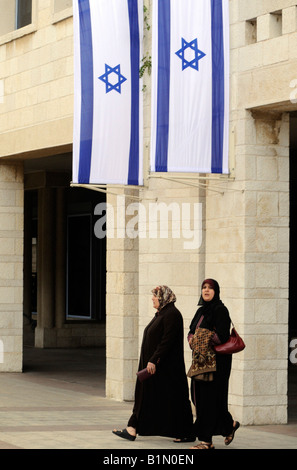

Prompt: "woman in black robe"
[188,279,240,449]
[113,285,194,442]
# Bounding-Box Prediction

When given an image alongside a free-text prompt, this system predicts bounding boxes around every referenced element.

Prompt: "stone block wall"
[0,163,24,372]
[105,190,140,401]
[227,0,292,424]
[0,1,74,160]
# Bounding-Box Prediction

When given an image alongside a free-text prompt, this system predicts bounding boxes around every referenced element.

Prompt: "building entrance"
[23,155,106,349]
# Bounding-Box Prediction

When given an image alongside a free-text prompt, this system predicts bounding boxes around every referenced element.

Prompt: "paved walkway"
[0,347,296,451]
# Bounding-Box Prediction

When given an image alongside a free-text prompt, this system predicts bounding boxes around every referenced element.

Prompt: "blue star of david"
[98,64,127,94]
[175,38,206,71]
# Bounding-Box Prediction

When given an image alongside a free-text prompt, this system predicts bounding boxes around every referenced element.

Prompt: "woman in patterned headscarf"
[113,285,194,443]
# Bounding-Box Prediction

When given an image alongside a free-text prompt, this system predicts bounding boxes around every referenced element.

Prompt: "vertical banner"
[73,0,143,185]
[150,0,229,174]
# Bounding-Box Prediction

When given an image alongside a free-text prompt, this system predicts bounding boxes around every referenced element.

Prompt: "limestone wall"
[0,163,24,372]
[0,0,74,159]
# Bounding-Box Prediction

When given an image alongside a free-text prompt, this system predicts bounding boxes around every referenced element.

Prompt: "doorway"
[22,155,107,396]
[23,185,106,345]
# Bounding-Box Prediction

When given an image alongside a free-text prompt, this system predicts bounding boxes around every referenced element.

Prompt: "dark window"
[67,214,92,318]
[16,0,32,29]
[66,188,106,321]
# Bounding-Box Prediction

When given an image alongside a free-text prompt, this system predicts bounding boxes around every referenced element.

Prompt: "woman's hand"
[188,335,194,349]
[147,362,156,374]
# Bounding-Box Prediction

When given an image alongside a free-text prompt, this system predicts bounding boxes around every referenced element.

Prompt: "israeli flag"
[150,0,229,174]
[73,0,143,185]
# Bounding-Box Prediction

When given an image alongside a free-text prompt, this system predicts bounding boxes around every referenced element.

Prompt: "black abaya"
[128,302,193,439]
[189,292,234,442]
[191,354,233,441]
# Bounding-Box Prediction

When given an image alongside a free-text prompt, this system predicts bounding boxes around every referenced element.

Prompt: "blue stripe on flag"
[211,0,225,173]
[78,0,93,184]
[127,0,140,185]
[155,0,170,172]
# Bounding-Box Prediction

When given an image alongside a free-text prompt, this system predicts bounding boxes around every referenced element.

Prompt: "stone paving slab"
[0,347,295,453]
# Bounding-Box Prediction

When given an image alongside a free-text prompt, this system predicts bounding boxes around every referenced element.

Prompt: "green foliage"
[139,4,151,89]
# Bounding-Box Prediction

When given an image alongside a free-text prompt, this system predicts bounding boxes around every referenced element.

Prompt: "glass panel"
[66,214,91,318]
[16,0,32,29]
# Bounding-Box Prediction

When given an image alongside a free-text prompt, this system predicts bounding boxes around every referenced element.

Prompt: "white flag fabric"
[150,0,229,174]
[73,0,143,185]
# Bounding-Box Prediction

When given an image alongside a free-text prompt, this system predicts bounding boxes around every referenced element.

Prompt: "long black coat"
[128,302,193,438]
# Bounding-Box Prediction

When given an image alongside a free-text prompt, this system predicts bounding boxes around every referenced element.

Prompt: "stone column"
[35,187,56,347]
[0,162,24,372]
[55,187,66,330]
[205,111,290,425]
[23,191,33,345]
[138,177,205,371]
[242,112,289,425]
[105,189,139,401]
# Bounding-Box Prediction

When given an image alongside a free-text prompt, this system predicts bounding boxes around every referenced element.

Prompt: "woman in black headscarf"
[112,285,194,442]
[188,279,240,449]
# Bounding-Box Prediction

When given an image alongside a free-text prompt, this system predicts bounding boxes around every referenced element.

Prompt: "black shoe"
[112,429,136,441]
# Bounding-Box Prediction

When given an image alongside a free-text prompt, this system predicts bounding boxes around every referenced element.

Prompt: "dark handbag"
[136,368,152,382]
[213,323,245,355]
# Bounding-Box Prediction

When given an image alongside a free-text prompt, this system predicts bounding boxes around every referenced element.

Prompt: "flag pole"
[70,183,143,200]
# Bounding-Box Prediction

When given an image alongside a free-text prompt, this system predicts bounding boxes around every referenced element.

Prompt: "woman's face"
[152,295,160,309]
[202,283,215,302]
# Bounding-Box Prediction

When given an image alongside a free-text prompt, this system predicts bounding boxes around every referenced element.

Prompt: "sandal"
[112,428,136,441]
[190,442,215,450]
[224,421,240,446]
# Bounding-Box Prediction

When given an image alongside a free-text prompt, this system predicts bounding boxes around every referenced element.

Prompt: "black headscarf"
[197,278,221,307]
[189,278,223,333]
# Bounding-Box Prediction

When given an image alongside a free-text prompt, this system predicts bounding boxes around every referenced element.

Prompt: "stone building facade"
[0,0,296,425]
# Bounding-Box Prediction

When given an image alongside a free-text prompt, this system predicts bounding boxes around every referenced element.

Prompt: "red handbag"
[213,323,245,355]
